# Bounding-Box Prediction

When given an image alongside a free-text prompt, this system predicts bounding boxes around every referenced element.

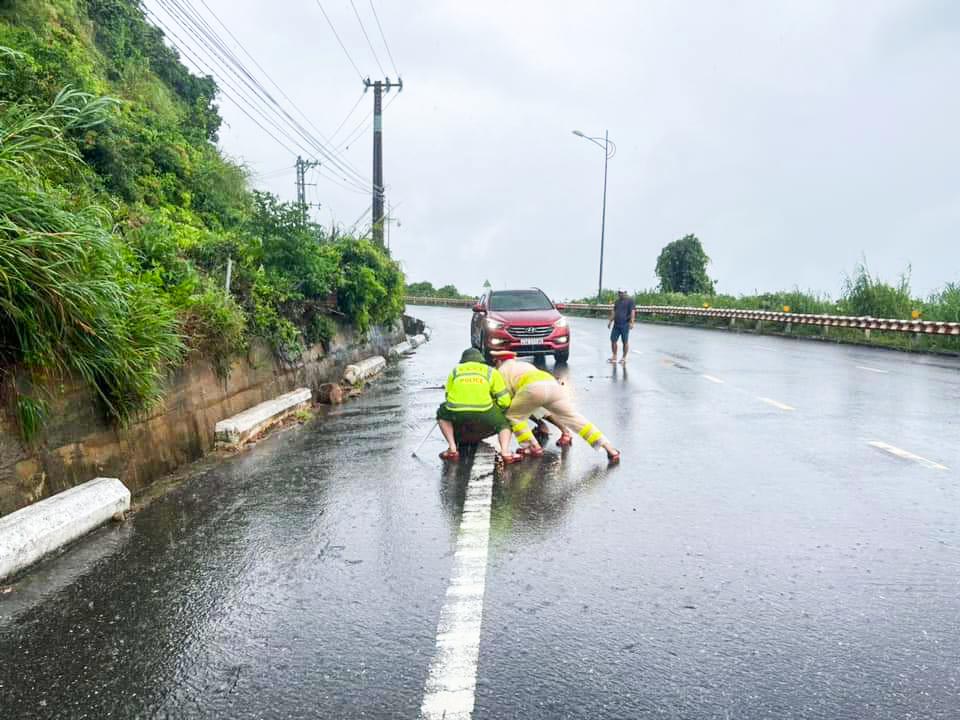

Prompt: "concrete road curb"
[0,478,130,582]
[215,388,312,448]
[343,356,387,385]
[388,341,413,360]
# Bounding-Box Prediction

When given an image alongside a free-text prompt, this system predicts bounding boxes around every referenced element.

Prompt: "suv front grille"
[507,325,553,339]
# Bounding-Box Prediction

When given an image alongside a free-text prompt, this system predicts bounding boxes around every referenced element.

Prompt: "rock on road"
[1,306,958,719]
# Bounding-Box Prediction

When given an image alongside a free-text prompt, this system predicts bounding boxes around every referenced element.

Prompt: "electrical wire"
[349,0,386,77]
[144,9,303,158]
[348,204,371,232]
[329,90,366,143]
[147,8,372,199]
[368,0,400,77]
[161,0,371,187]
[337,108,372,151]
[315,0,365,80]
[196,0,349,154]
[153,0,371,191]
[338,90,399,151]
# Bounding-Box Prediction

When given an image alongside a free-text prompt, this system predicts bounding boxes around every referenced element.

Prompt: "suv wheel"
[554,350,569,364]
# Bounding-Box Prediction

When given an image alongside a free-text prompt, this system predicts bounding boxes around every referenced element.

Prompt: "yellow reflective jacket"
[497,359,556,395]
[444,361,511,412]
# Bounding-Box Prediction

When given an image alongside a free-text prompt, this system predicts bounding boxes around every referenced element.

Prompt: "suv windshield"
[489,290,553,312]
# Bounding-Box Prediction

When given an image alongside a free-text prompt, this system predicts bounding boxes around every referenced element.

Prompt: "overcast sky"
[145,0,959,301]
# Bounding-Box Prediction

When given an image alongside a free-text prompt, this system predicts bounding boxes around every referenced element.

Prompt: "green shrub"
[334,239,404,332]
[304,314,337,349]
[181,283,247,377]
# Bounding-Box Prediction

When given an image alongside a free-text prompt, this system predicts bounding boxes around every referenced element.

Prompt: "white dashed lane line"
[420,470,494,720]
[758,397,795,411]
[868,441,949,471]
[701,374,725,384]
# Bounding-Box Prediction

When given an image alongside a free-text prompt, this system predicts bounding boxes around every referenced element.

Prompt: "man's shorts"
[610,323,631,343]
[436,403,510,432]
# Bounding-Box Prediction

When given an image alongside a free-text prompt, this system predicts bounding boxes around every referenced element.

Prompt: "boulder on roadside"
[317,383,344,405]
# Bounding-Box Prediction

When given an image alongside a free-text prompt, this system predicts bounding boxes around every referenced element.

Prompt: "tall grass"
[0,80,182,430]
[839,262,912,318]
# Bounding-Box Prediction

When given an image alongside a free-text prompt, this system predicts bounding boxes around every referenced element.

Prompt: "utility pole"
[384,202,401,251]
[363,76,402,246]
[295,156,320,229]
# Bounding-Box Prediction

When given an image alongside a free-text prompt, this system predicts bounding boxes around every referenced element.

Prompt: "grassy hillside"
[0,0,403,437]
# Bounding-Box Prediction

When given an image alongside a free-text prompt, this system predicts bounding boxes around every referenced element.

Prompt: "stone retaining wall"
[0,321,403,517]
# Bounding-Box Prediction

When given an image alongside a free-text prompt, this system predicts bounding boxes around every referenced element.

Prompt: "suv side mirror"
[555,303,566,311]
[473,303,484,313]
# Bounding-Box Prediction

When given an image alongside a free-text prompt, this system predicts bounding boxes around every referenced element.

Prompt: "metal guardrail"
[405,296,475,308]
[404,297,960,336]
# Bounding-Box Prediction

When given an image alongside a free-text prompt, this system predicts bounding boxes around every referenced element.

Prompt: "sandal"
[439,449,460,462]
[556,433,573,447]
[606,450,621,464]
[498,452,522,465]
[517,446,544,458]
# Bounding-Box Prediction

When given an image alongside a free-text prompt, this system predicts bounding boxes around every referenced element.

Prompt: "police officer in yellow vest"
[491,351,621,463]
[437,348,520,463]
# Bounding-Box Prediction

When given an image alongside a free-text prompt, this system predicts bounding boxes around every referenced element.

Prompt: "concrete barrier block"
[215,387,312,447]
[388,341,413,360]
[422,327,432,341]
[409,334,428,348]
[343,356,387,385]
[0,477,130,582]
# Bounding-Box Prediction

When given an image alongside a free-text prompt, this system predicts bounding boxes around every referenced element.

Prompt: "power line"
[349,0,386,77]
[195,0,347,154]
[368,0,400,76]
[162,0,370,187]
[315,0,364,80]
[160,0,370,188]
[329,90,366,143]
[153,0,371,191]
[338,91,399,151]
[337,108,373,151]
[146,7,371,198]
[144,9,303,158]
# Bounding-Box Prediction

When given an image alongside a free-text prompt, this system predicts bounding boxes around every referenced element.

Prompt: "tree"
[406,281,435,296]
[655,234,715,294]
[436,284,461,299]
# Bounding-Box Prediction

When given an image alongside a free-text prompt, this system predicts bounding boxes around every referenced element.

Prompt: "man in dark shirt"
[607,289,636,364]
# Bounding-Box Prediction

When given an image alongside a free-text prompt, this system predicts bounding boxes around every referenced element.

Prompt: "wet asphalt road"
[2,307,959,719]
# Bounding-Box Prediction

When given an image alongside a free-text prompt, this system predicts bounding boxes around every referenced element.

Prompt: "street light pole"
[573,129,615,304]
[598,129,608,304]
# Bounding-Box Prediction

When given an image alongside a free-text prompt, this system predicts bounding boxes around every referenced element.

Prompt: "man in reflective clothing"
[491,352,620,463]
[437,348,520,463]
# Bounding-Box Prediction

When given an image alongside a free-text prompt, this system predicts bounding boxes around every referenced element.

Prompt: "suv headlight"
[554,317,568,328]
[485,318,504,330]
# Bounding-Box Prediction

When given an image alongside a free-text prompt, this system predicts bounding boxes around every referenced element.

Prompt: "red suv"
[471,288,570,364]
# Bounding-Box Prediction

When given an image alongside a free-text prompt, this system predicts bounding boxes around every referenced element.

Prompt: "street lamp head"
[572,130,585,137]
